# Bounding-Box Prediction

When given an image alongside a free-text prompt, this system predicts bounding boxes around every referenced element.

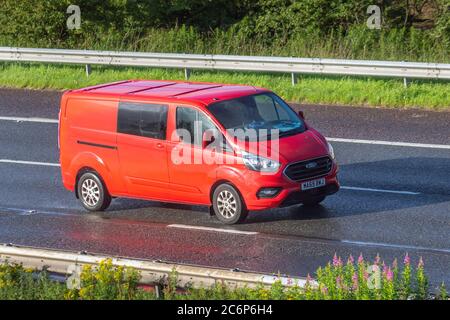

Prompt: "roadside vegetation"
[1,1,449,62]
[1,63,449,110]
[0,1,448,109]
[0,255,448,300]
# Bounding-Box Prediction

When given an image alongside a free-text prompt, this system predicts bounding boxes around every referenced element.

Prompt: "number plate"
[301,178,326,191]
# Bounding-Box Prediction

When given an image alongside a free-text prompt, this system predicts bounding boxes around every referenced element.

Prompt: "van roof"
[68,80,269,106]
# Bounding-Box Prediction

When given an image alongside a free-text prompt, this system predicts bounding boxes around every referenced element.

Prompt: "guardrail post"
[154,284,163,299]
[291,73,298,86]
[184,68,191,80]
[403,77,408,88]
[85,64,92,77]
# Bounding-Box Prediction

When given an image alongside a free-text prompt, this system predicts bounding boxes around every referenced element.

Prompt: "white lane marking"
[0,159,60,167]
[0,116,58,124]
[327,137,450,150]
[0,160,424,195]
[0,116,449,150]
[342,240,450,254]
[167,224,259,235]
[341,186,420,195]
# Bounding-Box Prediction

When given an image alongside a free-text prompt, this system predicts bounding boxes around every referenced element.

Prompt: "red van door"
[167,106,227,204]
[116,101,170,199]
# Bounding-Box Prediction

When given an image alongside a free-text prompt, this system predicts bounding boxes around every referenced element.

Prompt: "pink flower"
[382,263,388,276]
[333,254,342,267]
[358,253,364,264]
[347,255,354,265]
[336,276,342,288]
[418,257,424,268]
[386,267,394,282]
[374,253,381,265]
[363,271,369,281]
[352,272,359,290]
[392,258,398,269]
[404,253,410,266]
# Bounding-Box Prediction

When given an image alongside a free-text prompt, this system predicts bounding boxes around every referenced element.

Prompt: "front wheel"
[212,184,248,225]
[302,195,326,207]
[77,172,111,211]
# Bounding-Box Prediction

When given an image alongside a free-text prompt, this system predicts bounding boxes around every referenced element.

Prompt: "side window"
[140,106,168,139]
[118,102,168,140]
[273,98,290,120]
[198,112,217,143]
[176,107,197,145]
[176,107,222,147]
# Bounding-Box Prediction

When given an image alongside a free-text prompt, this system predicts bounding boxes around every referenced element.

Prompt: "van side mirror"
[202,129,216,149]
[173,131,183,143]
[298,110,305,120]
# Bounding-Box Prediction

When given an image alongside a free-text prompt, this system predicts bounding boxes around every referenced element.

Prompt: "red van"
[59,80,339,224]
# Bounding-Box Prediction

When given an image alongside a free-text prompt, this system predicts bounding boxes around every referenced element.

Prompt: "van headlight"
[241,151,280,173]
[327,142,335,160]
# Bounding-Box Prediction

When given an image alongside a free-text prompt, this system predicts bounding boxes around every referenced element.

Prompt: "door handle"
[156,143,164,149]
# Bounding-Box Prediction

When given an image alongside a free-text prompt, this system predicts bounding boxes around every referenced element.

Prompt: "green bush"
[0,0,448,62]
[0,263,66,300]
[65,259,145,300]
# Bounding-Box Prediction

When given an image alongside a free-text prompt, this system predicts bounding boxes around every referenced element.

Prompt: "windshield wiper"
[278,128,304,138]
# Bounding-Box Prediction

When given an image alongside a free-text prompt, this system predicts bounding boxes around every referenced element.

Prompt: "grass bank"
[0,254,448,300]
[1,63,449,110]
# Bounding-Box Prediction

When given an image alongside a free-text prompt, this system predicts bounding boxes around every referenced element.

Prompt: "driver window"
[176,107,217,146]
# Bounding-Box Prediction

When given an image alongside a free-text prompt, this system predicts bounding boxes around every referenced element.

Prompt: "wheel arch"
[69,152,113,198]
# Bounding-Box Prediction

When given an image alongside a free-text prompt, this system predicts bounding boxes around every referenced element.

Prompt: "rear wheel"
[212,184,248,225]
[302,195,326,207]
[77,172,111,211]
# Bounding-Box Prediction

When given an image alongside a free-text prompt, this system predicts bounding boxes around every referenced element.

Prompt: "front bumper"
[279,182,339,207]
[240,162,339,211]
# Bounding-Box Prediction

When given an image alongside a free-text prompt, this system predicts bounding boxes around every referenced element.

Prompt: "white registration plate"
[301,178,326,191]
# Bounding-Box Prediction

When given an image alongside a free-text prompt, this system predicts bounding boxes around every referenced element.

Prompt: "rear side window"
[118,102,168,140]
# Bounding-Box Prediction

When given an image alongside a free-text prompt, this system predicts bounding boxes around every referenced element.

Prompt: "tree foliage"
[0,0,448,51]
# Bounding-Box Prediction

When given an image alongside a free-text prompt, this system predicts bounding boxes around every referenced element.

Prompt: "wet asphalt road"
[0,88,449,286]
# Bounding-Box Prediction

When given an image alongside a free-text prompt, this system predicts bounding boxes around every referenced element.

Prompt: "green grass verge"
[1,255,448,300]
[1,63,449,110]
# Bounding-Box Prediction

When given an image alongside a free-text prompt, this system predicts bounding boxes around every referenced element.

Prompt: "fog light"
[257,187,281,199]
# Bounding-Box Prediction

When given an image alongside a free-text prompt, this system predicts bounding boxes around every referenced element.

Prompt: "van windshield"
[208,93,305,141]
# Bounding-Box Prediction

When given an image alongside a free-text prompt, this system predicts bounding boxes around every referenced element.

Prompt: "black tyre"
[77,172,111,211]
[212,184,248,224]
[302,196,326,207]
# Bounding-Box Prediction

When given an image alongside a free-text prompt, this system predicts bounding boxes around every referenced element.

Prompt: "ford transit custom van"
[59,80,339,224]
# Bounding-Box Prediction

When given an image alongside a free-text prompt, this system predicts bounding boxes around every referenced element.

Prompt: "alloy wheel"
[81,178,100,207]
[217,190,237,218]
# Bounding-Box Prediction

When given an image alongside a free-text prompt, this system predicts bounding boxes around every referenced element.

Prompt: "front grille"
[284,156,332,181]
